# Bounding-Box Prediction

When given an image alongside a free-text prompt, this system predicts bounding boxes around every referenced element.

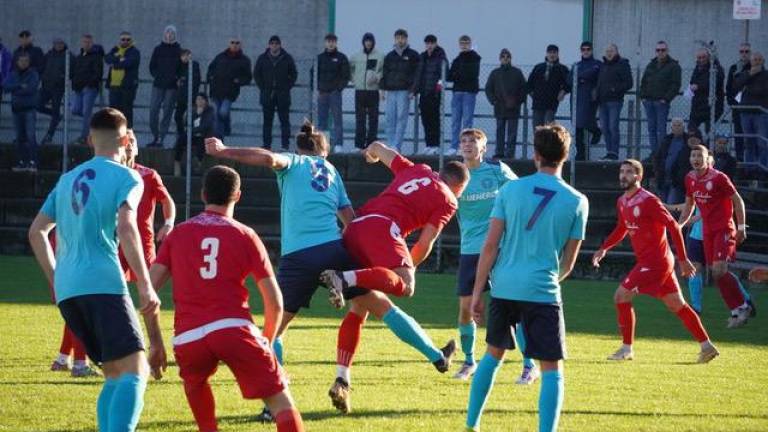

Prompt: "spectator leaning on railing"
[484,48,526,160]
[105,31,140,128]
[207,37,252,138]
[380,28,421,152]
[173,49,201,151]
[595,43,633,161]
[316,33,350,153]
[732,51,768,168]
[37,38,73,145]
[653,118,690,204]
[4,54,39,172]
[0,38,13,128]
[148,25,182,148]
[13,30,44,73]
[688,48,724,135]
[70,34,103,145]
[350,32,383,150]
[726,43,752,161]
[417,34,446,156]
[447,35,481,154]
[526,44,570,128]
[570,41,602,161]
[254,35,297,150]
[640,41,681,158]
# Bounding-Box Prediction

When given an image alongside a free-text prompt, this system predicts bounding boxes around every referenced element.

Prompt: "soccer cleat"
[607,346,634,361]
[697,344,720,364]
[747,299,757,318]
[453,362,477,380]
[71,364,100,378]
[727,304,754,329]
[255,406,274,423]
[514,365,541,385]
[50,360,70,372]
[328,377,351,414]
[319,270,346,309]
[433,339,457,373]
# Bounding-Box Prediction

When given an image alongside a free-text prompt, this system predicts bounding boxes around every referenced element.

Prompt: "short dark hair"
[621,159,644,177]
[18,30,31,38]
[196,92,209,103]
[296,120,329,155]
[325,33,337,41]
[203,165,241,206]
[394,29,408,38]
[440,161,469,188]
[82,33,93,40]
[657,40,667,46]
[534,125,570,167]
[459,35,471,43]
[424,34,437,43]
[180,48,191,56]
[90,108,127,132]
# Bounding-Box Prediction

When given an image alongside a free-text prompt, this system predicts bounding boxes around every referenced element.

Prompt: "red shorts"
[703,229,737,265]
[343,215,414,269]
[621,264,680,298]
[174,326,286,399]
[119,241,156,282]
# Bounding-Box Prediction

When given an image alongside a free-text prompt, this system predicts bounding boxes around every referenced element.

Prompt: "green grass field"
[1,255,767,432]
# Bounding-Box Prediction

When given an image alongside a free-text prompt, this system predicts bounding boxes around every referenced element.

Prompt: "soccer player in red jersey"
[592,159,719,363]
[149,165,304,432]
[119,129,176,280]
[678,145,753,328]
[321,141,469,412]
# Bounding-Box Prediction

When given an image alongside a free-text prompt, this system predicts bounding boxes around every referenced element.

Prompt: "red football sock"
[616,302,635,345]
[354,267,407,297]
[275,408,305,432]
[337,311,366,367]
[716,272,745,310]
[183,379,217,432]
[72,331,87,361]
[676,305,709,343]
[59,325,73,355]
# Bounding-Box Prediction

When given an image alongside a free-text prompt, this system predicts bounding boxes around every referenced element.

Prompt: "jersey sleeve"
[390,154,415,175]
[490,186,507,220]
[428,198,457,231]
[718,172,737,197]
[155,230,174,269]
[274,153,298,178]
[151,170,170,202]
[684,174,694,198]
[648,196,688,261]
[600,200,626,249]
[499,162,518,183]
[570,195,589,240]
[247,229,275,281]
[116,171,143,211]
[40,184,58,221]
[336,171,352,209]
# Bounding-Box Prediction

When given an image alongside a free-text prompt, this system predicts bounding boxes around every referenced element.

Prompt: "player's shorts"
[686,236,705,265]
[456,254,491,297]
[277,239,368,313]
[174,324,286,399]
[621,264,680,298]
[343,214,414,269]
[486,297,566,361]
[703,228,737,265]
[58,294,145,364]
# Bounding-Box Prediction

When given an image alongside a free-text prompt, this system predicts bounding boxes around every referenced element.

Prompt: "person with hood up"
[526,44,570,128]
[595,43,633,160]
[484,48,526,159]
[148,25,182,147]
[207,37,252,138]
[70,34,104,144]
[447,35,481,154]
[350,32,383,150]
[105,31,141,127]
[317,33,350,152]
[380,28,421,152]
[37,37,73,145]
[640,41,682,157]
[417,34,447,155]
[254,35,298,150]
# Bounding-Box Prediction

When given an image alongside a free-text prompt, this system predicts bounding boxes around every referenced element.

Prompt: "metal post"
[62,50,70,173]
[634,64,643,159]
[185,55,193,220]
[522,100,529,159]
[569,62,578,186]
[435,62,446,272]
[309,64,315,122]
[412,95,420,155]
[707,42,718,148]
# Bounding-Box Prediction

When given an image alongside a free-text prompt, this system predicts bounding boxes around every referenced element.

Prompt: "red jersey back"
[685,168,736,234]
[358,155,458,236]
[135,163,169,245]
[155,211,274,335]
[615,188,677,266]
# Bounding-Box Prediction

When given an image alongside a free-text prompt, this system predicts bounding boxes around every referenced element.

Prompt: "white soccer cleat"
[319,270,346,309]
[697,343,720,364]
[514,365,540,385]
[727,304,753,328]
[607,346,634,361]
[453,362,477,380]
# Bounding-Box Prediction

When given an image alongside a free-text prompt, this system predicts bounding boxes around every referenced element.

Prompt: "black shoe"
[254,407,274,423]
[590,128,602,145]
[328,377,351,413]
[432,339,457,373]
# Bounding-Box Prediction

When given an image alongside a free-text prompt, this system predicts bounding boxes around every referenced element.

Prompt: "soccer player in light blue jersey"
[28,108,165,432]
[454,128,537,384]
[466,125,588,432]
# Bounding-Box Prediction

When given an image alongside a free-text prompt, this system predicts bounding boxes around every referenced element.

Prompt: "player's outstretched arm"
[28,213,56,286]
[156,188,176,243]
[472,218,504,324]
[677,196,696,227]
[731,191,747,244]
[410,224,441,267]
[255,276,284,344]
[117,204,160,316]
[593,219,627,268]
[205,137,290,170]
[362,141,398,169]
[559,239,583,282]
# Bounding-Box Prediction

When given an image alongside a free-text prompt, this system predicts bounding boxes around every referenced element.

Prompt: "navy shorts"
[277,239,369,313]
[687,237,705,265]
[456,254,491,297]
[486,297,566,361]
[58,294,145,364]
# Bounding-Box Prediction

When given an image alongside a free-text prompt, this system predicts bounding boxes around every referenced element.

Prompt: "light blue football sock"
[515,324,535,369]
[466,353,502,429]
[688,274,703,313]
[539,370,564,432]
[108,373,147,432]
[383,306,442,362]
[733,272,751,302]
[273,336,284,365]
[459,321,477,365]
[97,378,117,432]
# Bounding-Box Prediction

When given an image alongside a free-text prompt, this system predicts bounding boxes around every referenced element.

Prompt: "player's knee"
[459,304,473,324]
[711,264,727,279]
[486,345,506,361]
[401,282,415,297]
[264,390,296,414]
[614,287,631,304]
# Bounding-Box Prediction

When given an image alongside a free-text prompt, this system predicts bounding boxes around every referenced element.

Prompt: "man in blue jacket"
[4,54,40,171]
[570,42,602,161]
[0,37,13,128]
[105,31,141,127]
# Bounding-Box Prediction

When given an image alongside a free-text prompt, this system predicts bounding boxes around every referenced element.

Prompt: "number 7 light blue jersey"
[489,172,589,304]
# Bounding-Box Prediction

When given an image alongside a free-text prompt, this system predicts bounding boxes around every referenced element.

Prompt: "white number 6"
[200,237,220,279]
[397,177,432,195]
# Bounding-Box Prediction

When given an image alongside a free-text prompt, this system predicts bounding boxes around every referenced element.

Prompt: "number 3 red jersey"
[685,168,737,235]
[155,210,274,335]
[358,155,458,236]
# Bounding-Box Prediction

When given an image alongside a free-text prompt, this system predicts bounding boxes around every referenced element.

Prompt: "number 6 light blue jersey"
[458,160,517,255]
[489,172,589,304]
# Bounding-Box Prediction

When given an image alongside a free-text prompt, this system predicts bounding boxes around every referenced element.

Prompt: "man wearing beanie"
[527,44,570,129]
[254,35,297,149]
[148,25,182,147]
[350,32,383,149]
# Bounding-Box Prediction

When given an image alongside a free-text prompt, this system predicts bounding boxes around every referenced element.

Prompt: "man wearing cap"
[447,35,481,155]
[527,44,570,129]
[37,37,73,145]
[148,25,182,148]
[350,33,384,150]
[105,31,141,127]
[317,33,350,153]
[570,41,602,161]
[13,30,45,73]
[417,34,447,155]
[380,29,421,152]
[254,35,297,150]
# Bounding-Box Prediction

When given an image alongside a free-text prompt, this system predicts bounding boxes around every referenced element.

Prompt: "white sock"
[342,271,357,287]
[56,353,69,365]
[74,360,87,368]
[622,344,633,351]
[336,365,351,384]
[700,340,713,349]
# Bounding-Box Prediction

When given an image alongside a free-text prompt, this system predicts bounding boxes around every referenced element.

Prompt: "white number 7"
[200,237,220,279]
[397,177,432,195]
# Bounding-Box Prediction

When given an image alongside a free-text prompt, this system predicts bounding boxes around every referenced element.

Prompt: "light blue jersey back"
[41,157,143,303]
[275,153,351,255]
[458,160,517,255]
[490,172,589,303]
[689,208,703,240]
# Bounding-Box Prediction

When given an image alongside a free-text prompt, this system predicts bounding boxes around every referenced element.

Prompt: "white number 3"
[200,237,220,279]
[397,177,432,195]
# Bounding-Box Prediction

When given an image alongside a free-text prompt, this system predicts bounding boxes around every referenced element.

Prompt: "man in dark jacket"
[714,136,738,181]
[527,44,570,128]
[0,38,14,127]
[350,32,383,150]
[3,54,39,171]
[640,41,682,156]
[13,31,45,73]
[37,38,73,144]
[733,51,768,167]
[570,41,602,160]
[70,34,103,144]
[447,35,481,153]
[207,38,252,138]
[174,49,201,152]
[688,49,724,135]
[381,29,421,152]
[148,25,182,147]
[485,49,526,159]
[726,43,752,161]
[105,31,141,127]
[595,44,633,160]
[653,118,689,204]
[317,33,350,152]
[254,35,297,149]
[417,34,446,155]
